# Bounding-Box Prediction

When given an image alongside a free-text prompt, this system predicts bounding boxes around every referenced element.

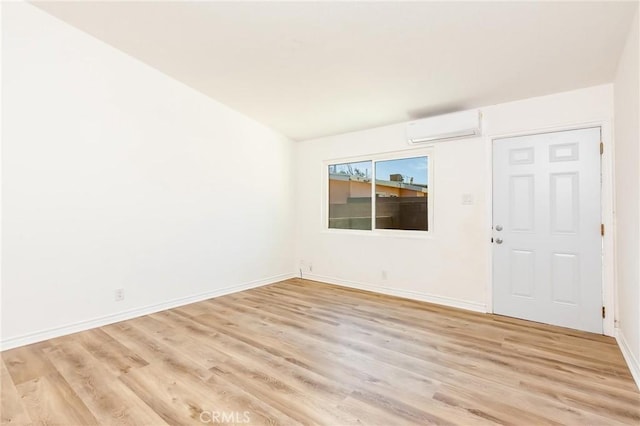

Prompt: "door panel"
[550,172,579,233]
[509,175,535,231]
[510,249,535,297]
[493,127,602,333]
[551,252,579,304]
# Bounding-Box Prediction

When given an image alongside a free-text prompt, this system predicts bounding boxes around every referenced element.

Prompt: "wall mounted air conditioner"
[406,110,482,144]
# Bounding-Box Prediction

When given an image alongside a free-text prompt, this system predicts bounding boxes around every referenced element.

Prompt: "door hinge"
[601,223,605,236]
[600,142,604,155]
[602,306,606,319]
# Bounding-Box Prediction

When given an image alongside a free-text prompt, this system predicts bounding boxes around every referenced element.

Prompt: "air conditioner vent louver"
[407,110,482,144]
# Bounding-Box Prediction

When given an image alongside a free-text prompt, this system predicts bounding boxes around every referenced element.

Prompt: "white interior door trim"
[484,119,615,336]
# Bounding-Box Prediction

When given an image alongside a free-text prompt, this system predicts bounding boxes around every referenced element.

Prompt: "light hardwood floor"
[2,278,639,425]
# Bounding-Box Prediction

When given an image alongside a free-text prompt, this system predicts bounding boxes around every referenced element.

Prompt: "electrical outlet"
[381,270,388,280]
[114,288,125,302]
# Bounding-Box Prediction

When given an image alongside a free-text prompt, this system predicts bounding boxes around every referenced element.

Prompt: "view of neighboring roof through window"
[328,156,429,232]
[328,161,373,230]
[375,157,428,231]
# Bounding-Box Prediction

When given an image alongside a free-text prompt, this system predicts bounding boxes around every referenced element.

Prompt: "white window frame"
[323,147,434,238]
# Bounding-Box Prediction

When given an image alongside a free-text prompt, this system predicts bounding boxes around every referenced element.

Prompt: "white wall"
[613,9,640,386]
[295,84,613,314]
[1,3,295,349]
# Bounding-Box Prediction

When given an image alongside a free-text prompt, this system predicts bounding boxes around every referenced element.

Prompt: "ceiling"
[33,1,637,141]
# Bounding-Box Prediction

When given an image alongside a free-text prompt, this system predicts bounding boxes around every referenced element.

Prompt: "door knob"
[495,238,503,244]
[495,225,503,231]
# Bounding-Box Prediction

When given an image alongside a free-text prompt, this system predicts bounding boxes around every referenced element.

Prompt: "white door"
[492,127,602,333]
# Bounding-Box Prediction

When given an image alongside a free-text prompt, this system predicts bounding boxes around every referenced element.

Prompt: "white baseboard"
[615,328,640,390]
[0,272,295,351]
[302,273,487,313]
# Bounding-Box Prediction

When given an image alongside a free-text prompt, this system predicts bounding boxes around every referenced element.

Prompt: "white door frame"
[485,119,615,336]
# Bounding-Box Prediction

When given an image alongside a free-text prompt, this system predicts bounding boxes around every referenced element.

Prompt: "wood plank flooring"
[2,278,639,425]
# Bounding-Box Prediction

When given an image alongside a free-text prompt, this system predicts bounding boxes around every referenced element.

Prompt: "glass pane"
[374,156,428,231]
[328,161,372,230]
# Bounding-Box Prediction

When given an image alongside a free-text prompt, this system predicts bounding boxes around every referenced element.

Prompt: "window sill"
[321,228,434,240]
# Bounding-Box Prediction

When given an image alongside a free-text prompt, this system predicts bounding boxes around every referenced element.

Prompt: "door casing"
[485,120,615,336]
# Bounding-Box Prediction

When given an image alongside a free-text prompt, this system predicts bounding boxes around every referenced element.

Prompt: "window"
[328,161,372,230]
[375,156,428,231]
[327,153,430,232]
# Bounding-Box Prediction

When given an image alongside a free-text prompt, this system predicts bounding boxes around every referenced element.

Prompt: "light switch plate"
[462,193,474,205]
